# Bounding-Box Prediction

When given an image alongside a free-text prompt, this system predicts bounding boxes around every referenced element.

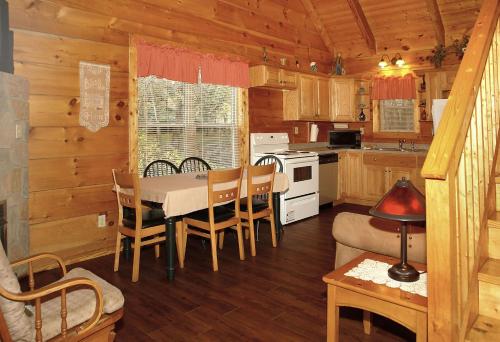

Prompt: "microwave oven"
[328,130,361,149]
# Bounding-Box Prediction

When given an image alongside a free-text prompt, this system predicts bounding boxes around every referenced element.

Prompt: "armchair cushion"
[38,267,124,341]
[0,246,34,342]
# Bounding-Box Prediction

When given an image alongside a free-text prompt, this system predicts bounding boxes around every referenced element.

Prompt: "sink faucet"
[399,139,406,151]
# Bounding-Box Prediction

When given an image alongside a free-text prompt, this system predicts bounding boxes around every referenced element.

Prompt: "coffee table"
[323,252,428,341]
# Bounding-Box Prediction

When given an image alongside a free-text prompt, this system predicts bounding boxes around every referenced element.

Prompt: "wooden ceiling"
[307,0,482,59]
[10,0,482,73]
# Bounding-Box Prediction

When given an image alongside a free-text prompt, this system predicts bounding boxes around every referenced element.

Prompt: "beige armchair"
[0,244,124,342]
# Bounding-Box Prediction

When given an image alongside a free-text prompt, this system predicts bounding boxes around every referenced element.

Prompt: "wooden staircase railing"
[421,0,500,340]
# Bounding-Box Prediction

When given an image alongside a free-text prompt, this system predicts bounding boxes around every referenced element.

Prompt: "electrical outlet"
[360,127,365,135]
[98,213,107,228]
[294,126,299,134]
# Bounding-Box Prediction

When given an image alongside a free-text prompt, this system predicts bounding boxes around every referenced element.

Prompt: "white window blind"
[379,99,415,132]
[137,76,240,174]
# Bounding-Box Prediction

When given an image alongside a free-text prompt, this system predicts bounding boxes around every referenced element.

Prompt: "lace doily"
[344,258,427,297]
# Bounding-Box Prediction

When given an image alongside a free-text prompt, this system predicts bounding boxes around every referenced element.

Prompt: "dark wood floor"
[32,204,415,341]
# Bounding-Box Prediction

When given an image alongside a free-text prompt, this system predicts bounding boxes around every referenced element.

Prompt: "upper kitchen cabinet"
[330,78,355,122]
[249,65,297,90]
[297,74,330,121]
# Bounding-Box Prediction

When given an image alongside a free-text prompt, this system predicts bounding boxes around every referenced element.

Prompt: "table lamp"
[369,178,426,282]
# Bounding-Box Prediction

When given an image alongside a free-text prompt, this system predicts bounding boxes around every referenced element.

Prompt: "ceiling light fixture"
[378,53,406,68]
[393,53,405,67]
[378,54,389,68]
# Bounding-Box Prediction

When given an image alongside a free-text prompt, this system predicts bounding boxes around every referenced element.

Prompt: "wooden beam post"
[299,0,335,57]
[128,35,138,173]
[425,0,445,46]
[346,0,376,54]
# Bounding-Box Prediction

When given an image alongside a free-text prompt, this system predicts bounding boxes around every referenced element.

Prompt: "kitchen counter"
[295,146,428,156]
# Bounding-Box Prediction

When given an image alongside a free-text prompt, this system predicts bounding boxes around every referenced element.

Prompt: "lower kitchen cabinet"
[337,152,347,199]
[347,151,362,198]
[338,151,426,204]
[363,164,386,200]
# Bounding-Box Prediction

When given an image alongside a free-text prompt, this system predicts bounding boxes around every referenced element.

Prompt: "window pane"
[137,76,240,175]
[380,99,415,132]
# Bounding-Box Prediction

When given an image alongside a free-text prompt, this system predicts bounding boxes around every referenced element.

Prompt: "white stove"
[250,133,319,224]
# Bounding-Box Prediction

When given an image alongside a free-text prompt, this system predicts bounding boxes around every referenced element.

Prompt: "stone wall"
[0,72,29,261]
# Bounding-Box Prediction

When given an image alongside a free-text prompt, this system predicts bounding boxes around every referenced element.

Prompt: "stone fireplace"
[0,72,29,261]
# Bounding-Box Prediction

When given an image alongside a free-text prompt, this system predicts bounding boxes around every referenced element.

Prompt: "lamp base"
[388,262,420,282]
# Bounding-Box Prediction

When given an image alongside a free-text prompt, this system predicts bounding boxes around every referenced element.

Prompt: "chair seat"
[240,197,269,213]
[122,208,165,229]
[37,268,124,341]
[186,205,235,223]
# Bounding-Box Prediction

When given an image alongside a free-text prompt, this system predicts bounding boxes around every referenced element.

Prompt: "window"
[137,76,240,174]
[379,99,415,132]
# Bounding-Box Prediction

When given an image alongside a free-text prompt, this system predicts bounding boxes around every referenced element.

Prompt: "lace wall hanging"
[79,61,110,132]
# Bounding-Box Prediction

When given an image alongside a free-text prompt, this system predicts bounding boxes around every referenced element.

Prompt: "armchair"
[0,245,124,342]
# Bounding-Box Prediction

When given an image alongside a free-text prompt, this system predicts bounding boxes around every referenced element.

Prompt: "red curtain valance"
[137,41,250,88]
[372,74,416,100]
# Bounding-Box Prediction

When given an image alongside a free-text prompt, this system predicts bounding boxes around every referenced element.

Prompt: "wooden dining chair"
[181,167,245,271]
[255,155,283,172]
[179,157,212,173]
[239,163,277,256]
[112,169,183,282]
[143,159,179,178]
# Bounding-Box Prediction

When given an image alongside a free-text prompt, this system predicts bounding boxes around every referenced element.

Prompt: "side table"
[323,252,427,341]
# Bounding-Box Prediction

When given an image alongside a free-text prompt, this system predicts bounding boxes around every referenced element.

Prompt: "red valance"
[372,74,416,100]
[137,42,250,88]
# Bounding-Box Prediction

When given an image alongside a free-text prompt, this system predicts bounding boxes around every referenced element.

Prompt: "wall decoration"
[310,61,318,72]
[335,53,343,75]
[452,35,470,60]
[428,44,447,68]
[79,61,110,132]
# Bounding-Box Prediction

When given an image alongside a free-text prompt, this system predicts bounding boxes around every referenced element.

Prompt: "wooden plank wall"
[8,0,333,266]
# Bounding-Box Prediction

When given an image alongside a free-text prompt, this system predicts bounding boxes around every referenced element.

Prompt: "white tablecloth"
[138,171,289,218]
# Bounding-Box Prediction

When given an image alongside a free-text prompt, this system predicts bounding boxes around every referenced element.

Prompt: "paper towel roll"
[310,123,319,142]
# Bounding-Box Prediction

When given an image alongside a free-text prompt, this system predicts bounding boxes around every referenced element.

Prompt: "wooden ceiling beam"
[424,0,445,45]
[299,0,335,57]
[346,0,376,54]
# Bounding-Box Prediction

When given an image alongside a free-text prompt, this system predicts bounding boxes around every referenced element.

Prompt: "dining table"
[124,170,289,281]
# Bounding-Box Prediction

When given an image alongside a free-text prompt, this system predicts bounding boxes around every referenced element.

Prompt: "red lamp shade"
[369,178,425,222]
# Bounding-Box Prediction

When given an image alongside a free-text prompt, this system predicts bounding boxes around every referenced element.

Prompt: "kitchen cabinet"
[347,151,363,198]
[338,151,426,204]
[337,152,347,199]
[249,65,297,90]
[330,78,355,122]
[362,152,423,201]
[297,74,330,121]
[363,164,386,200]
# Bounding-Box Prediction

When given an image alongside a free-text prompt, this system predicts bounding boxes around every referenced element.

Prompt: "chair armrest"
[0,277,103,337]
[11,253,67,275]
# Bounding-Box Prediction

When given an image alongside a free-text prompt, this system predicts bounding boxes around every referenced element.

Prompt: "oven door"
[283,156,319,199]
